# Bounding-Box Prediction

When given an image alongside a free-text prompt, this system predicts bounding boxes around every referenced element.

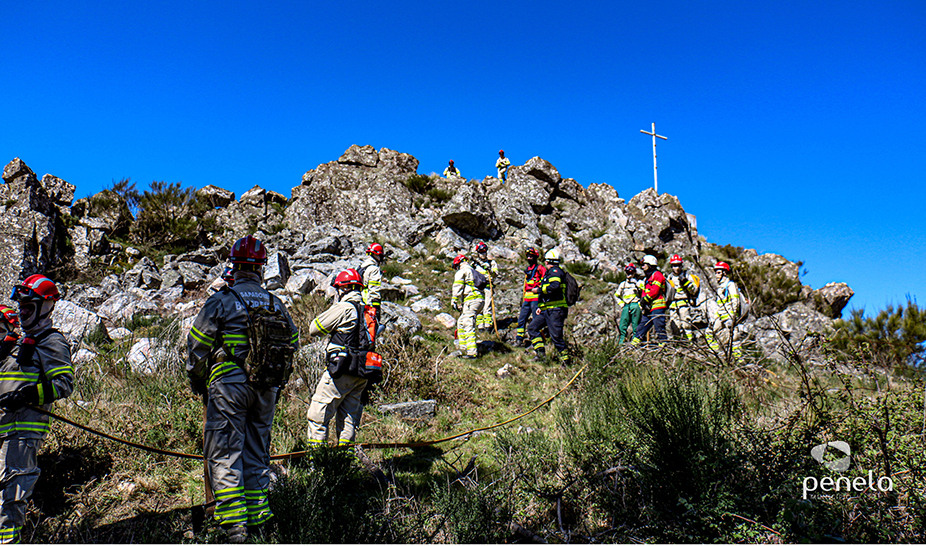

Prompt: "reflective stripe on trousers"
[0,437,41,544]
[457,299,481,356]
[204,381,277,527]
[307,371,367,444]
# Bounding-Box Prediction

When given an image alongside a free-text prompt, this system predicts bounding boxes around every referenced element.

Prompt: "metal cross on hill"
[640,123,668,194]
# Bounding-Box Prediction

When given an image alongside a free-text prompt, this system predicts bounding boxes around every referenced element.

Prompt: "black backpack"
[227,288,297,390]
[563,270,581,306]
[328,302,382,384]
[471,267,489,291]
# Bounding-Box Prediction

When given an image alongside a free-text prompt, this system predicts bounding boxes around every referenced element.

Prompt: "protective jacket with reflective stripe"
[451,262,484,305]
[667,271,700,308]
[0,328,73,440]
[715,278,741,322]
[308,290,363,357]
[187,277,299,386]
[359,256,382,307]
[642,270,668,311]
[522,263,546,302]
[538,265,567,309]
[615,278,643,305]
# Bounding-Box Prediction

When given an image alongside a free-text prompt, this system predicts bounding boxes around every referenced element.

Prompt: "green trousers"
[618,303,642,344]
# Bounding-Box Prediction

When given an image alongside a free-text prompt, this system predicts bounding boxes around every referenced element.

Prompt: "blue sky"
[2,0,923,316]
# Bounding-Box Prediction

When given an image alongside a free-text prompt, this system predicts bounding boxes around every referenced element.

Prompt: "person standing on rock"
[187,235,299,543]
[443,159,463,180]
[665,254,701,341]
[0,276,73,545]
[705,261,744,362]
[527,249,571,365]
[451,254,484,359]
[473,242,498,332]
[496,150,511,181]
[632,255,668,345]
[615,263,644,344]
[359,243,385,345]
[517,248,546,346]
[305,269,370,446]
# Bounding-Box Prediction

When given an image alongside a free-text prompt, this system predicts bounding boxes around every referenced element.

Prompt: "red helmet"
[476,241,488,254]
[333,269,363,288]
[229,236,268,265]
[452,254,466,268]
[669,254,683,265]
[367,243,384,258]
[624,263,637,274]
[0,306,19,328]
[449,159,454,165]
[499,149,504,155]
[714,261,731,272]
[525,247,539,259]
[11,275,60,302]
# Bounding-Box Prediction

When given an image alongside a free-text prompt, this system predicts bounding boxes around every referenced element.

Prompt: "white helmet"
[544,248,561,263]
[643,255,658,266]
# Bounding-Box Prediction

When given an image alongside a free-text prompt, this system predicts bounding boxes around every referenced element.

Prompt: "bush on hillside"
[702,244,804,317]
[828,299,926,369]
[131,181,215,248]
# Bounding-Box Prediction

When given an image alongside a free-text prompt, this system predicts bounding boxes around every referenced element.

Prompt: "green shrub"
[573,236,591,256]
[426,187,454,203]
[538,223,557,241]
[431,480,507,543]
[829,299,926,369]
[381,262,404,279]
[566,261,593,276]
[131,181,214,248]
[403,174,434,194]
[602,270,625,284]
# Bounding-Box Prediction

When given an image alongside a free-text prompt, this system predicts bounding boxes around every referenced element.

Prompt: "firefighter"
[632,255,668,344]
[359,243,385,345]
[527,249,570,365]
[516,248,546,346]
[705,261,743,361]
[666,254,701,341]
[305,269,369,446]
[0,276,74,545]
[472,242,498,332]
[615,263,644,344]
[451,254,483,359]
[187,235,299,543]
[496,149,511,181]
[443,159,463,179]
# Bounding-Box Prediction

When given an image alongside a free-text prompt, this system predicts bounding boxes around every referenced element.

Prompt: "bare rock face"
[625,188,696,255]
[752,302,835,364]
[286,145,419,240]
[208,185,287,239]
[71,190,133,237]
[0,158,70,301]
[809,282,854,319]
[440,184,501,239]
[196,185,236,208]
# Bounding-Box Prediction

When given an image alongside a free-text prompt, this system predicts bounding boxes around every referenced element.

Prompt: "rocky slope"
[1,146,854,366]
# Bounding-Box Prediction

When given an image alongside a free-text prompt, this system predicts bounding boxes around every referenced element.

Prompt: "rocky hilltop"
[0,146,854,366]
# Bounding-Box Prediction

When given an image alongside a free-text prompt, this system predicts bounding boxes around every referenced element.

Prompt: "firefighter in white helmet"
[665,254,701,341]
[527,249,571,365]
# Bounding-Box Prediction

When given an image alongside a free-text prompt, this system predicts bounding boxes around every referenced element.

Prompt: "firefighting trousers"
[0,437,41,544]
[204,381,277,529]
[634,308,667,343]
[705,320,743,360]
[307,371,368,445]
[528,307,569,358]
[477,288,493,330]
[457,299,482,356]
[517,300,539,340]
[668,303,695,340]
[618,303,642,344]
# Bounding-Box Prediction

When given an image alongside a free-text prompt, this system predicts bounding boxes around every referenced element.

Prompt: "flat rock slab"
[378,400,437,420]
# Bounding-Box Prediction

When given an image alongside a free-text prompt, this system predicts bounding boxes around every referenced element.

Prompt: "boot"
[225,525,248,544]
[533,349,546,362]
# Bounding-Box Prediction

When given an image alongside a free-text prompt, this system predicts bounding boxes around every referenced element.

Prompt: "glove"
[189,377,208,398]
[452,302,461,312]
[0,384,39,412]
